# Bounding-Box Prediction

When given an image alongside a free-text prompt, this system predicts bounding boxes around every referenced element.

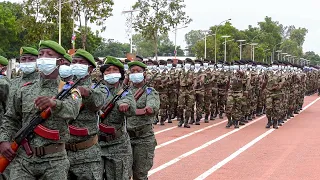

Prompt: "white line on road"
[156,120,227,149]
[148,115,267,177]
[154,126,178,135]
[194,97,320,180]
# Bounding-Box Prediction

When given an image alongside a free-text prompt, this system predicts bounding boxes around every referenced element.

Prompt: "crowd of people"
[0,39,319,180]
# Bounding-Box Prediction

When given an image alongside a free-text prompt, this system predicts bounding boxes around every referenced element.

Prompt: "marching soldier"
[192,60,205,125]
[0,40,82,180]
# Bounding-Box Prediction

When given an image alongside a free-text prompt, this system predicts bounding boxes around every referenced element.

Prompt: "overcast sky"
[7,0,320,54]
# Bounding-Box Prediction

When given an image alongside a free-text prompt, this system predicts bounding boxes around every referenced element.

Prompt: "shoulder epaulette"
[22,82,33,87]
[146,87,153,95]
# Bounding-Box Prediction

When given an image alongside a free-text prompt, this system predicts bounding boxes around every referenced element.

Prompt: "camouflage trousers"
[266,93,283,120]
[226,92,243,120]
[194,90,204,119]
[9,153,70,180]
[159,91,168,118]
[218,89,227,114]
[257,90,266,110]
[177,87,195,122]
[168,90,178,118]
[67,143,102,180]
[211,88,218,115]
[100,134,132,180]
[130,135,157,180]
[204,88,212,115]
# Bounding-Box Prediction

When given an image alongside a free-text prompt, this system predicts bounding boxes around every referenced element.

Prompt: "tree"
[132,0,191,59]
[303,51,320,64]
[289,28,308,47]
[185,30,204,56]
[93,40,130,58]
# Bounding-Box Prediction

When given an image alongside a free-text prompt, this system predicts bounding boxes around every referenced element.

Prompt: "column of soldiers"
[0,41,161,180]
[145,58,318,130]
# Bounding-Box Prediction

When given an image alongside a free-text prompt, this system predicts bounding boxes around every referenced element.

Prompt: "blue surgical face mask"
[176,64,182,68]
[147,65,153,70]
[129,72,144,83]
[167,64,173,68]
[71,64,88,78]
[204,63,209,69]
[20,62,36,74]
[36,58,57,75]
[59,65,72,78]
[104,73,121,84]
[159,65,165,70]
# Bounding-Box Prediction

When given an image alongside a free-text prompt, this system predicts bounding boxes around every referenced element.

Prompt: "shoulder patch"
[146,87,153,95]
[121,90,129,97]
[63,83,72,90]
[71,88,81,100]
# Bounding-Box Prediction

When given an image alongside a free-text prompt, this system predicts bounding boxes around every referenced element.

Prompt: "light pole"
[272,42,282,62]
[250,43,258,61]
[221,35,231,62]
[275,50,282,62]
[122,9,140,54]
[281,53,288,61]
[263,49,270,63]
[237,40,246,60]
[215,18,231,63]
[286,55,292,63]
[292,56,297,64]
[200,30,212,59]
[174,26,188,59]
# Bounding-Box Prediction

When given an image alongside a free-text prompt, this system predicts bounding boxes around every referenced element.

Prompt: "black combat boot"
[265,118,272,128]
[177,116,183,127]
[167,114,173,123]
[210,112,215,120]
[278,120,283,126]
[189,117,195,124]
[195,116,201,125]
[273,119,278,129]
[205,114,209,123]
[160,117,165,126]
[153,116,159,125]
[243,116,249,123]
[219,112,223,119]
[184,121,190,128]
[248,114,253,121]
[234,120,239,128]
[226,117,233,128]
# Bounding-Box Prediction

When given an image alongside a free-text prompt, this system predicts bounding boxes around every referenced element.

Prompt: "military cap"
[218,60,224,64]
[167,59,173,63]
[177,60,183,64]
[159,60,167,65]
[63,54,72,63]
[39,40,66,56]
[20,47,38,56]
[153,60,159,65]
[147,59,153,63]
[234,60,240,65]
[100,56,124,73]
[128,61,147,69]
[74,49,96,67]
[203,59,210,63]
[185,58,194,65]
[185,58,192,61]
[125,59,131,63]
[135,55,143,62]
[0,56,8,66]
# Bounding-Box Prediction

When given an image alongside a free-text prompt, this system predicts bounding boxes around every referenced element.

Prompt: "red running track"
[150,95,320,180]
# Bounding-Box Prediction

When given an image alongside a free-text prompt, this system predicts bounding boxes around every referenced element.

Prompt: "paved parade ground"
[150,94,320,180]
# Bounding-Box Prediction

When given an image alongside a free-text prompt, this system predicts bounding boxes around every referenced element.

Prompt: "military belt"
[127,124,153,138]
[31,143,65,157]
[98,128,124,142]
[65,135,98,152]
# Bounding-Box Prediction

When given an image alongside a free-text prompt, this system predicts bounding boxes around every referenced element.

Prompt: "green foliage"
[132,0,191,58]
[303,51,320,64]
[185,30,204,56]
[93,40,130,58]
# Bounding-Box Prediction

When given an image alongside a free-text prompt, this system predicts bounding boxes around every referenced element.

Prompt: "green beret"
[63,54,72,63]
[20,47,38,56]
[104,56,124,69]
[0,56,8,66]
[39,40,66,56]
[128,61,147,69]
[74,49,96,67]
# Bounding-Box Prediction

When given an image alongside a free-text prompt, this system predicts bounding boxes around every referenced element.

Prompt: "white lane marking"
[148,115,267,177]
[156,120,227,149]
[194,97,320,180]
[154,126,178,135]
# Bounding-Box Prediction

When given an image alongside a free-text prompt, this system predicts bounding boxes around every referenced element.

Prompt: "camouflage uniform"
[99,85,136,180]
[193,68,205,124]
[67,78,108,180]
[177,68,195,128]
[0,77,82,180]
[203,67,213,122]
[146,69,159,124]
[0,74,10,124]
[154,69,169,125]
[217,70,229,118]
[91,68,102,84]
[127,86,160,180]
[168,68,179,121]
[210,69,219,119]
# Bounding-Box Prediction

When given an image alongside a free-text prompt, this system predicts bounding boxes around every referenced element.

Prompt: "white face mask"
[176,64,182,68]
[184,63,191,70]
[20,62,36,74]
[147,65,153,70]
[204,63,209,69]
[167,64,173,68]
[36,58,57,75]
[71,64,88,78]
[59,65,72,78]
[217,64,223,68]
[129,72,144,83]
[159,65,165,70]
[104,73,121,84]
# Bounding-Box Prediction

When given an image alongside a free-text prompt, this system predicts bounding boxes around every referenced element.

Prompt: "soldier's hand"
[34,96,56,110]
[119,103,129,112]
[145,106,153,115]
[0,142,16,161]
[77,86,90,97]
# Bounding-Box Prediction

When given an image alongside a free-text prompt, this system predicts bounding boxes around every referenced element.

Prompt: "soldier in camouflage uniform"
[98,57,136,180]
[210,60,219,120]
[91,57,103,83]
[191,60,205,125]
[216,61,229,119]
[154,60,169,125]
[203,59,213,122]
[127,61,160,180]
[177,58,196,128]
[0,40,82,180]
[167,59,179,122]
[0,56,9,122]
[66,50,108,180]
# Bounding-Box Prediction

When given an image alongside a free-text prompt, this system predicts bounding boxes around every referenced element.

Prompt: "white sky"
[6,0,320,54]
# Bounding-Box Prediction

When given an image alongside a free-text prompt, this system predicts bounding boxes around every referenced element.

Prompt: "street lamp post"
[221,35,231,62]
[173,26,188,59]
[215,18,231,64]
[272,42,283,62]
[237,40,246,60]
[281,53,288,61]
[275,50,282,62]
[250,43,258,61]
[122,9,140,54]
[263,49,270,63]
[292,56,297,64]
